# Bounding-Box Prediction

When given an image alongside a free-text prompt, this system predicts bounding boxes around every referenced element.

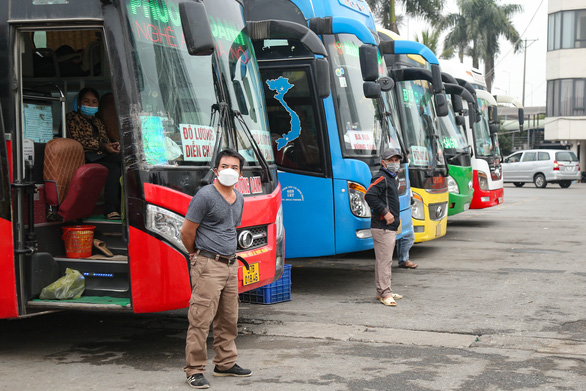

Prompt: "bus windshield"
[324,34,383,159]
[438,98,467,156]
[397,79,444,169]
[473,98,497,157]
[206,2,274,165]
[380,90,403,151]
[124,0,272,167]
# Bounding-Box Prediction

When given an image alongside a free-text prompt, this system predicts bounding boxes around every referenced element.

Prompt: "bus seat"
[43,138,108,221]
[96,93,119,142]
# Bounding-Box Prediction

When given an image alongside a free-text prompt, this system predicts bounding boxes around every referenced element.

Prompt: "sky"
[398,0,547,107]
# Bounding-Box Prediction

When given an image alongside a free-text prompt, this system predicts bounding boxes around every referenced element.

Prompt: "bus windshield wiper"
[201,102,229,186]
[231,110,273,183]
[447,148,467,163]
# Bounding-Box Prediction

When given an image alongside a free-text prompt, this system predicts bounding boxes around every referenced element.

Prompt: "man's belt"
[194,249,250,270]
[196,249,236,265]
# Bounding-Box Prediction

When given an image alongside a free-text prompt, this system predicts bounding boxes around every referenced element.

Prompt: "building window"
[577,10,586,48]
[548,9,586,50]
[547,79,586,117]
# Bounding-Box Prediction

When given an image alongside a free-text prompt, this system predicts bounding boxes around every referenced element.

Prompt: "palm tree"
[413,29,455,60]
[441,0,522,91]
[367,0,445,34]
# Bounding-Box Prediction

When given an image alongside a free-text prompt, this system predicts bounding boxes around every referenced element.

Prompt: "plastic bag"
[39,268,85,300]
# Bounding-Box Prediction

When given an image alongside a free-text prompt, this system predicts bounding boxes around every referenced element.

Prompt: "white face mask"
[385,162,401,173]
[217,168,240,187]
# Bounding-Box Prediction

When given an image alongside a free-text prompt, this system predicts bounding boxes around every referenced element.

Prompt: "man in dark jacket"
[365,148,404,306]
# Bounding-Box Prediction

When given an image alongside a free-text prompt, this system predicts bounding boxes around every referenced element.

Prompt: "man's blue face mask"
[80,105,99,116]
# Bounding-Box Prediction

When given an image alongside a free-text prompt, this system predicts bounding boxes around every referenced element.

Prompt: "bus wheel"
[513,182,524,187]
[559,180,571,188]
[534,173,547,188]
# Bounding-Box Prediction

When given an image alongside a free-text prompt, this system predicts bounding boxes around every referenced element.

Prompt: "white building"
[545,0,586,171]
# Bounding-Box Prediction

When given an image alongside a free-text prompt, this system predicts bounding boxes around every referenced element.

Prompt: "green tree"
[413,29,455,60]
[367,0,445,34]
[441,0,522,91]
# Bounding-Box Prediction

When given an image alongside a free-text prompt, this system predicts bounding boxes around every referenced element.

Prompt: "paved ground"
[1,183,585,390]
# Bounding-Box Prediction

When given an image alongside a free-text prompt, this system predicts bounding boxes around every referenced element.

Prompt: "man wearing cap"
[365,147,404,306]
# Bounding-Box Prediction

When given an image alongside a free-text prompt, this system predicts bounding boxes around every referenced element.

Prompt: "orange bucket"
[62,225,96,258]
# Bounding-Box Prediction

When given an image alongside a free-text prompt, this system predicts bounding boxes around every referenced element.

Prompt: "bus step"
[29,296,131,311]
[54,257,129,295]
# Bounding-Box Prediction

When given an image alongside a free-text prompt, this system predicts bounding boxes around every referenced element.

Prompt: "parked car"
[502,149,581,188]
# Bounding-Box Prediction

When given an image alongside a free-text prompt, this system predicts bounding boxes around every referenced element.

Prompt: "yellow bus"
[377,28,449,243]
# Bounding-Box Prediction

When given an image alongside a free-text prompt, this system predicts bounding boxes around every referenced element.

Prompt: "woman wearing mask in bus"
[66,87,122,220]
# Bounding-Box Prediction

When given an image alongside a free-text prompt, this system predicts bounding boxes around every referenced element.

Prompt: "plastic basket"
[240,264,291,304]
[61,225,96,258]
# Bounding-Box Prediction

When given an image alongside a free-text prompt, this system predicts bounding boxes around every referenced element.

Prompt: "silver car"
[502,149,581,188]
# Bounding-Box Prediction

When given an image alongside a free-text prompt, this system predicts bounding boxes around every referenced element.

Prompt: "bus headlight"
[348,181,371,218]
[274,205,285,282]
[447,175,459,194]
[276,205,284,241]
[145,204,187,253]
[478,171,489,190]
[411,193,425,220]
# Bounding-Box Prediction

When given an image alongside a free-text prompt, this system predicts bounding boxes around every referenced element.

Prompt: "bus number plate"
[243,263,260,286]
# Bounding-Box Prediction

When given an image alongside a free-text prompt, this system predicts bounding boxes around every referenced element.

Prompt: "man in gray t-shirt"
[185,184,244,256]
[180,149,252,389]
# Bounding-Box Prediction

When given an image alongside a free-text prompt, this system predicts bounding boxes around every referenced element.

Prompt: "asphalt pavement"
[1,183,585,391]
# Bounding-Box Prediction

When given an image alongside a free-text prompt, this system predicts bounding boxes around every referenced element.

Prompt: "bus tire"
[559,180,571,188]
[534,173,547,188]
[513,182,524,187]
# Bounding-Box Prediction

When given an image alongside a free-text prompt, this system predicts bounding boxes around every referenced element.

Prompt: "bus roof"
[494,94,523,108]
[476,89,497,106]
[440,60,487,89]
[377,27,426,66]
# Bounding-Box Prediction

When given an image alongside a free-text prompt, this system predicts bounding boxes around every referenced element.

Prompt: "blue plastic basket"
[240,264,291,304]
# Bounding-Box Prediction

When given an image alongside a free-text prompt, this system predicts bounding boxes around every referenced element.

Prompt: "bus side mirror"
[489,124,498,135]
[359,44,379,82]
[455,116,466,126]
[378,76,394,91]
[315,58,331,99]
[518,108,524,131]
[363,81,381,99]
[180,2,215,56]
[430,64,444,95]
[434,93,449,117]
[451,94,463,113]
[488,105,498,124]
[468,109,476,127]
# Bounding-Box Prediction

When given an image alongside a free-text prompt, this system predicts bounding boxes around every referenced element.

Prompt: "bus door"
[8,24,135,315]
[259,63,334,258]
[0,105,17,319]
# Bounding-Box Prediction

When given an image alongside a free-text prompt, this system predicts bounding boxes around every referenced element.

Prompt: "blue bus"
[244,0,412,258]
[244,0,449,258]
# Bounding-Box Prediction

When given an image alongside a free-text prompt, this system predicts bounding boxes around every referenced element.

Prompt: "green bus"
[439,77,477,216]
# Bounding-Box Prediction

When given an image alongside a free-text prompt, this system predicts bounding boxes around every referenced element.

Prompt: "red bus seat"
[43,138,108,222]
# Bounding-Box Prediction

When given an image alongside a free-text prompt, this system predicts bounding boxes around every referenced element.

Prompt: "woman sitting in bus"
[66,87,122,220]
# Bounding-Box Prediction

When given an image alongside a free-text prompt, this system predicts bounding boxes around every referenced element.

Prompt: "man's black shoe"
[213,364,252,377]
[187,373,210,389]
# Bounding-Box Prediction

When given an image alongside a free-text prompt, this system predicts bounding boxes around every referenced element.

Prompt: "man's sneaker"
[213,364,252,377]
[187,374,210,389]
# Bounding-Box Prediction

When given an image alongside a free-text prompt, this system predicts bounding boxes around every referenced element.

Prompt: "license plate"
[436,224,442,237]
[243,262,260,286]
[464,202,470,211]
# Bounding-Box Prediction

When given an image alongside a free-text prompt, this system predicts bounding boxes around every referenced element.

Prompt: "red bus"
[0,0,283,319]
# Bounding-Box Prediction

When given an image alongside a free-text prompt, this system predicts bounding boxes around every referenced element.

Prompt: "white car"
[502,149,581,188]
